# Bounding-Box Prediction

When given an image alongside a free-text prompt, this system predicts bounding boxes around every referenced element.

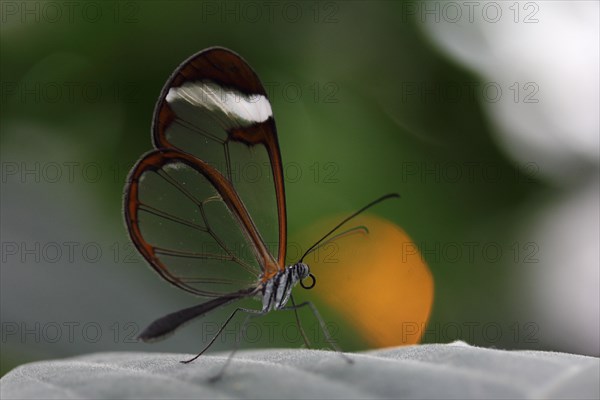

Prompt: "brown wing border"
[150,47,287,269]
[124,149,281,296]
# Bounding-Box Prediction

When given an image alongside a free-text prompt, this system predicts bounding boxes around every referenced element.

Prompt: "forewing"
[152,47,286,274]
[124,150,278,297]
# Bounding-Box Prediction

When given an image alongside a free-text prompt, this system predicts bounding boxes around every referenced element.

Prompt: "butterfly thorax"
[261,262,309,312]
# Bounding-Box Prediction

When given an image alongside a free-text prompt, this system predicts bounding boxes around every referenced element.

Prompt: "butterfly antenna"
[299,193,400,263]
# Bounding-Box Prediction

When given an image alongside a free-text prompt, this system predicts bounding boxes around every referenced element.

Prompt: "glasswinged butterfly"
[123,47,399,380]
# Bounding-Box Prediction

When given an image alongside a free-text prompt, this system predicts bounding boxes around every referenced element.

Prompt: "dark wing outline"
[151,47,287,273]
[124,149,281,296]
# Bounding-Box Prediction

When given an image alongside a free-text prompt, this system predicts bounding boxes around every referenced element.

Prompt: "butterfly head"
[294,262,316,290]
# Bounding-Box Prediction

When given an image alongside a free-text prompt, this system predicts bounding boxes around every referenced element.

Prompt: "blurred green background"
[2,1,598,376]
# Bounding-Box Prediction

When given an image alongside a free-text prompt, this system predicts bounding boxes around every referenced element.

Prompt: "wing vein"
[173,117,225,144]
[138,202,208,232]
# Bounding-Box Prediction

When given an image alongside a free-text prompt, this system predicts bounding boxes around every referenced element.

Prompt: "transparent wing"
[124,150,279,297]
[152,47,286,274]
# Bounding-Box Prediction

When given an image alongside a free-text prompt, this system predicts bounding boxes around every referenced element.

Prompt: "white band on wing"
[166,81,272,126]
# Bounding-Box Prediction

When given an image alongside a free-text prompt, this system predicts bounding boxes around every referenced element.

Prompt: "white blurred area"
[421,1,599,356]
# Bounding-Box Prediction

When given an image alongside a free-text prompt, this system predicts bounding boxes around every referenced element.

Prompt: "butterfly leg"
[280,300,353,364]
[181,307,262,364]
[209,309,265,382]
[290,294,312,349]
